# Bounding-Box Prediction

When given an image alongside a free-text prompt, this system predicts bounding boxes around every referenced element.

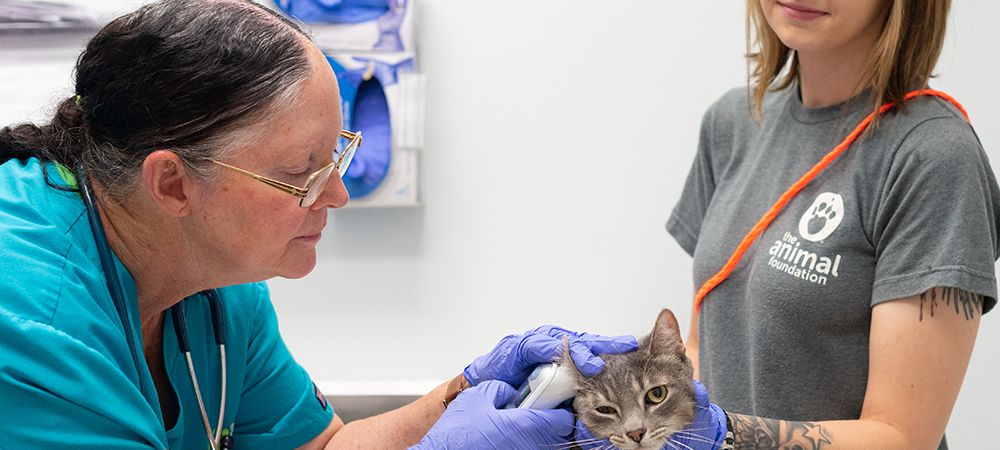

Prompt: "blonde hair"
[745,0,951,122]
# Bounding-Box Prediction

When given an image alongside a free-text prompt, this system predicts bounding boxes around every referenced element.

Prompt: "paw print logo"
[807,202,837,234]
[798,192,845,242]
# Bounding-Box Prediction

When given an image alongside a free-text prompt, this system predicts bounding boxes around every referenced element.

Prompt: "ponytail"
[0,96,88,167]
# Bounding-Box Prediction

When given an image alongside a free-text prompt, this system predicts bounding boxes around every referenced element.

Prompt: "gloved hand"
[464,325,638,387]
[410,380,574,450]
[573,379,728,450]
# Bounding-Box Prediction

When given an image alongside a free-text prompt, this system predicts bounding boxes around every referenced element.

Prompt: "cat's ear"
[559,336,583,380]
[649,308,685,356]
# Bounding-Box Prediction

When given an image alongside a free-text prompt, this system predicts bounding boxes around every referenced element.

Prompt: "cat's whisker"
[671,430,723,441]
[674,437,719,446]
[671,431,721,445]
[608,437,628,446]
[646,428,672,441]
[561,436,606,442]
[544,442,585,449]
[570,422,602,432]
[583,438,615,447]
[547,438,606,449]
[560,438,605,444]
[676,426,721,432]
[674,432,715,443]
[550,444,589,450]
[666,438,695,450]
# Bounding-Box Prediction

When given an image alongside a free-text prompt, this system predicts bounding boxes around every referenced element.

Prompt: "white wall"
[2,1,997,447]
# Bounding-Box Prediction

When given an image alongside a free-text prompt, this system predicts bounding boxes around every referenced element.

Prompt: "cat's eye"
[645,386,667,405]
[595,406,618,415]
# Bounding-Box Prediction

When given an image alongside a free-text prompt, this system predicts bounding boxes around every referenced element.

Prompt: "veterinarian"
[638,0,1000,449]
[0,1,639,449]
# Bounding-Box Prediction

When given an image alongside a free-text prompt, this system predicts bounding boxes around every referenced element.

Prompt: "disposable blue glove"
[410,380,574,450]
[464,325,638,387]
[573,379,728,450]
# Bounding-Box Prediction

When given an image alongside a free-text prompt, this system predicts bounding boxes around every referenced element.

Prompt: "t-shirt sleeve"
[871,116,1000,313]
[0,307,167,449]
[667,101,721,256]
[232,284,334,449]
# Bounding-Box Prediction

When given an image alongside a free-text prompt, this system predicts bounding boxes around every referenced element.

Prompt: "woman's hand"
[464,325,638,387]
[410,380,574,449]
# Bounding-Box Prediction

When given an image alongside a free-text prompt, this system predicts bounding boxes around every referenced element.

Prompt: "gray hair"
[1,0,316,199]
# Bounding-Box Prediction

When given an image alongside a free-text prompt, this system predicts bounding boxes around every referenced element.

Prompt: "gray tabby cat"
[566,308,697,450]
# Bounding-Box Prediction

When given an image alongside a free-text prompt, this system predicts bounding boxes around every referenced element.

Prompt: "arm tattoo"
[728,412,833,450]
[919,287,983,321]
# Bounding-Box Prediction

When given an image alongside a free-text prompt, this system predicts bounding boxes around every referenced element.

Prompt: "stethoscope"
[76,165,233,450]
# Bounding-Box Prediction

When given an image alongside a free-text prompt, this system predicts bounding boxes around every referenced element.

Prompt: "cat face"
[570,309,695,450]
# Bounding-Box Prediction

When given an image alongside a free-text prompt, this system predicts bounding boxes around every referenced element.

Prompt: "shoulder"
[0,158,82,220]
[702,86,751,127]
[883,96,986,173]
[0,158,89,325]
[701,85,791,125]
[0,158,87,237]
[0,159,155,364]
[695,86,751,161]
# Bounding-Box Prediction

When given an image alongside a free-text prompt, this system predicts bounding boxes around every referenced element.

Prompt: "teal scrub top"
[0,158,334,449]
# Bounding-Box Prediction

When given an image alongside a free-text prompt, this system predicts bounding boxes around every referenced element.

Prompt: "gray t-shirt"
[667,84,1000,449]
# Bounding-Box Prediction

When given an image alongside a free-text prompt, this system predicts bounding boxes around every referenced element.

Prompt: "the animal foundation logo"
[765,193,846,286]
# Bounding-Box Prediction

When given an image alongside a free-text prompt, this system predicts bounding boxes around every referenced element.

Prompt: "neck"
[95,189,209,329]
[796,28,882,108]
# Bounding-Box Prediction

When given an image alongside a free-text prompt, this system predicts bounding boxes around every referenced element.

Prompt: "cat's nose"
[626,428,646,443]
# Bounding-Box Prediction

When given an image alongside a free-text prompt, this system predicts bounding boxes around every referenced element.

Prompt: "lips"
[298,227,324,239]
[777,1,828,20]
[295,232,323,244]
[297,217,327,240]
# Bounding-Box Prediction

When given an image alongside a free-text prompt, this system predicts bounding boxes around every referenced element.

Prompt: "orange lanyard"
[694,89,970,312]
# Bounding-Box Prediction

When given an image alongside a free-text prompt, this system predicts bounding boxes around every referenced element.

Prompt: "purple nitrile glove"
[410,380,575,450]
[674,379,728,449]
[573,379,728,450]
[464,325,639,388]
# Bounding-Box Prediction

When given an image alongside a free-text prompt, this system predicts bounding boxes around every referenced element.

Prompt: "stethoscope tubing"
[172,292,229,450]
[76,164,150,398]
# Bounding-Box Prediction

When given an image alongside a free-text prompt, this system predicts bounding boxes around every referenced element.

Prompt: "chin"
[277,252,318,279]
[774,29,829,54]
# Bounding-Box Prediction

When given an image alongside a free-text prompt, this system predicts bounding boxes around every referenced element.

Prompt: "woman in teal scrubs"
[0,1,636,449]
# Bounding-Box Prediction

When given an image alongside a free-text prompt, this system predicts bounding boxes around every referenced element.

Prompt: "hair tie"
[74,95,82,106]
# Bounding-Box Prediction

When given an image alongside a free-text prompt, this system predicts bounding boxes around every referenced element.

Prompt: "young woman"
[663,0,999,448]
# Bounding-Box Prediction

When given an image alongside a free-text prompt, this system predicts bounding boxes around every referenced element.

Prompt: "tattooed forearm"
[727,412,833,450]
[919,287,983,321]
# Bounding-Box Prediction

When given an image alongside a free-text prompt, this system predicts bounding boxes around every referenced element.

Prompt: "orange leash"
[694,89,970,312]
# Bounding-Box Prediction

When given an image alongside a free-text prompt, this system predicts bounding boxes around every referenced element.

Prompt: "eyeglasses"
[211,130,362,208]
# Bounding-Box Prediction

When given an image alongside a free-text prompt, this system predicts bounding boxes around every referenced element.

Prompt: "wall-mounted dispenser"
[274,0,424,207]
